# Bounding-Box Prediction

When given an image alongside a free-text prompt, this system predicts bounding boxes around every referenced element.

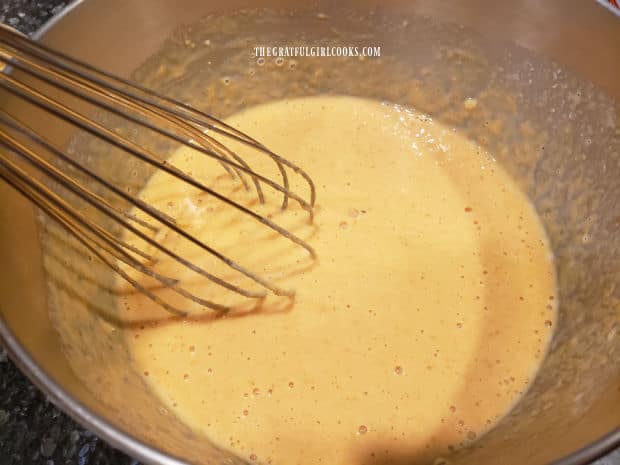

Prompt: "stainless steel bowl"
[1,1,619,464]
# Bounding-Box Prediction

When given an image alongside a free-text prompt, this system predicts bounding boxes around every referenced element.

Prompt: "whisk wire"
[0,112,268,300]
[0,125,252,312]
[0,28,317,207]
[0,73,314,297]
[0,27,317,314]
[0,52,317,230]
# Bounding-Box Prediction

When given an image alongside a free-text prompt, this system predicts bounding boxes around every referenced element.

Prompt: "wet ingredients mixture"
[120,96,557,464]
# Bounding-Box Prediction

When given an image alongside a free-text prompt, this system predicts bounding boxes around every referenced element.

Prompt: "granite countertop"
[0,1,619,465]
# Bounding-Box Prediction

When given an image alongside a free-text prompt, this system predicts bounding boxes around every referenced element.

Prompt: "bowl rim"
[1,1,619,464]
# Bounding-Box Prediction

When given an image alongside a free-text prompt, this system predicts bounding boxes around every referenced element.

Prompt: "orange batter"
[120,96,557,465]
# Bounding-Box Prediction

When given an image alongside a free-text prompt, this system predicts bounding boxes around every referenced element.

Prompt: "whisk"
[0,25,317,316]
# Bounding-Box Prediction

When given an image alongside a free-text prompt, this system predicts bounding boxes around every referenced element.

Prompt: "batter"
[119,96,557,464]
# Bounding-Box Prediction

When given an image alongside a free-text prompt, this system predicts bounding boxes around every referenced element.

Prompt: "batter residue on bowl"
[120,96,557,465]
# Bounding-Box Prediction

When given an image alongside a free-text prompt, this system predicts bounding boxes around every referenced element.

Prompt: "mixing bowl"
[0,1,619,464]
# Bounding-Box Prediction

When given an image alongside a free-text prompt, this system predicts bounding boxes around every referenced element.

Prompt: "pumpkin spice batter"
[120,96,557,465]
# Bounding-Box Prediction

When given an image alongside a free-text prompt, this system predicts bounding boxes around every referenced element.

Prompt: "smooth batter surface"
[119,96,557,465]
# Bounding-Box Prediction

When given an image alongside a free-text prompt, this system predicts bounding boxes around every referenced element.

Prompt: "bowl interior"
[0,1,619,465]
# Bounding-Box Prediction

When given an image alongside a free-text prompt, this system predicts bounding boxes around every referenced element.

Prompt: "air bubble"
[463,98,478,110]
[275,57,284,66]
[358,425,368,434]
[257,57,265,66]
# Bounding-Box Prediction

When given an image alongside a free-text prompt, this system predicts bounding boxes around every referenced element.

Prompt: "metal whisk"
[0,26,316,316]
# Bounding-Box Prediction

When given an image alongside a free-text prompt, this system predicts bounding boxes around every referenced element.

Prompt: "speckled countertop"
[0,1,619,465]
